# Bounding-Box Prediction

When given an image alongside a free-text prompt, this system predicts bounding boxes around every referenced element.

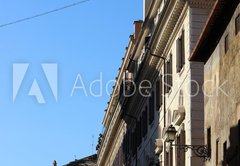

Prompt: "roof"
[63,154,97,166]
[189,0,239,63]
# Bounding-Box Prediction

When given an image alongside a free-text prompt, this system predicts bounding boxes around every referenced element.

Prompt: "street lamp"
[163,125,209,159]
[163,125,177,142]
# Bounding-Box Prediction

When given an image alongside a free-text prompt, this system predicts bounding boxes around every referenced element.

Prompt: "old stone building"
[63,154,97,166]
[190,0,240,165]
[97,0,217,166]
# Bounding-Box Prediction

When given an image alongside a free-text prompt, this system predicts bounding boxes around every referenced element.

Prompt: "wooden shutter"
[181,30,185,68]
[176,38,181,73]
[156,80,160,110]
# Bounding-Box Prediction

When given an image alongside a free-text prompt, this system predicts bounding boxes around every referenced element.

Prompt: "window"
[207,127,212,158]
[145,36,151,46]
[142,107,148,137]
[140,117,142,139]
[165,55,172,93]
[238,120,240,147]
[137,119,142,147]
[224,34,229,53]
[156,76,163,110]
[123,136,127,161]
[165,152,169,166]
[235,14,240,35]
[223,141,227,163]
[123,130,132,160]
[131,130,137,156]
[149,92,155,124]
[169,147,173,166]
[176,30,185,72]
[126,130,131,155]
[216,139,219,165]
[175,131,185,166]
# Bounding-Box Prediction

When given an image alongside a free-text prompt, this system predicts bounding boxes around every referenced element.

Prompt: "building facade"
[63,154,97,166]
[97,0,216,166]
[190,0,240,165]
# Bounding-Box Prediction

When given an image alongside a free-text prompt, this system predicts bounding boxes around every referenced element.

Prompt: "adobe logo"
[13,63,58,104]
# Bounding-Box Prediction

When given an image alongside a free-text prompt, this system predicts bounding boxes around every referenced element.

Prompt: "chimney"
[134,20,143,41]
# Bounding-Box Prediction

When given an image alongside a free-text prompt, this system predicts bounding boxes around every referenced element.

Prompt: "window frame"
[176,30,185,73]
[165,54,173,93]
[207,127,212,158]
[235,14,240,35]
[224,34,229,54]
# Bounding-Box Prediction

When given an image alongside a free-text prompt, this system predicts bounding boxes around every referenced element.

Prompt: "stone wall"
[204,4,240,165]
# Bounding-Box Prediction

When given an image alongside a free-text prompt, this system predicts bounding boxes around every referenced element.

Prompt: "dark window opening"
[224,34,229,53]
[235,14,240,35]
[142,107,148,137]
[165,55,172,93]
[207,127,212,158]
[223,141,227,164]
[238,120,240,147]
[145,36,151,46]
[216,139,219,165]
[132,130,137,156]
[169,147,173,166]
[175,131,185,166]
[176,30,185,72]
[149,92,155,124]
[137,119,142,147]
[156,77,163,110]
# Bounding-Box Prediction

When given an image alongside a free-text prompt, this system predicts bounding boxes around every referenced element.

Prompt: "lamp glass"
[164,126,177,142]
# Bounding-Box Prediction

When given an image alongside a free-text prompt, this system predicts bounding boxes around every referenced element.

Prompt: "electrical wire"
[0,0,90,28]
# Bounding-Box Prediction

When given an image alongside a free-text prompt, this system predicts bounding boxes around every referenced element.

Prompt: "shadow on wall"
[223,120,240,165]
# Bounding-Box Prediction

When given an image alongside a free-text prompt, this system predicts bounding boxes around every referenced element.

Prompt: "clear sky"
[0,0,142,165]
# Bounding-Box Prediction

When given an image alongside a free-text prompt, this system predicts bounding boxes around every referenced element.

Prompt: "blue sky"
[0,0,142,165]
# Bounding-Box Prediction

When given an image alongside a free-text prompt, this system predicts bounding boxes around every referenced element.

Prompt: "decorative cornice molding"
[188,0,215,8]
[154,0,186,54]
[98,103,123,166]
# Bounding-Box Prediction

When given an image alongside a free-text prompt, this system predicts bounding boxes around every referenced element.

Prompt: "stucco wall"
[204,4,240,165]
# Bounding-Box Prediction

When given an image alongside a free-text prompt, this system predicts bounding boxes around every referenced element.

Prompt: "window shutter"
[137,120,141,147]
[176,38,181,73]
[160,75,163,106]
[144,107,148,135]
[165,57,172,93]
[167,61,171,92]
[156,80,160,110]
[169,55,173,87]
[181,30,185,67]
[236,14,240,35]
[149,92,155,124]
[164,63,168,94]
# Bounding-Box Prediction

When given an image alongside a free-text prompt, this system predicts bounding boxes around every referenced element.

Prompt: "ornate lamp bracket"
[171,144,209,160]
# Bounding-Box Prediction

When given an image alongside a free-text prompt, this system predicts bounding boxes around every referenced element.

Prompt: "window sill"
[167,88,172,97]
[178,65,185,77]
[157,105,163,112]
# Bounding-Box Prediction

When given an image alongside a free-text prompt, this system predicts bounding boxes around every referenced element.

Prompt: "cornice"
[97,102,123,166]
[161,1,188,59]
[188,0,216,8]
[154,0,186,55]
